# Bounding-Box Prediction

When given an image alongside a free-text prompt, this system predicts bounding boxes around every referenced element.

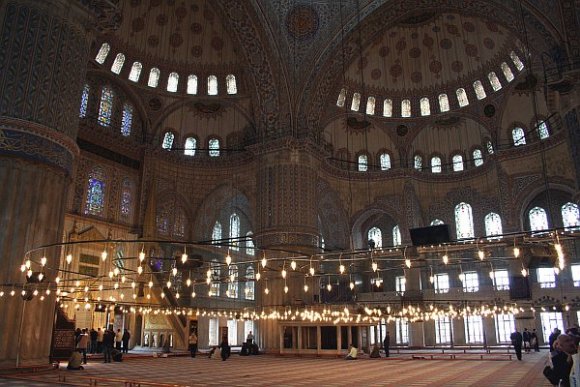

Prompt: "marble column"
[405,267,425,347]
[0,0,95,367]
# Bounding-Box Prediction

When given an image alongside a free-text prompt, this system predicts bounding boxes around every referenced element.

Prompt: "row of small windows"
[511,120,551,146]
[80,84,134,137]
[338,51,524,117]
[368,202,579,246]
[95,43,238,95]
[161,132,222,157]
[84,167,133,220]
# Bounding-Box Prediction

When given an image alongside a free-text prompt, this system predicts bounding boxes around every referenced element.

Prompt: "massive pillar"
[0,0,98,367]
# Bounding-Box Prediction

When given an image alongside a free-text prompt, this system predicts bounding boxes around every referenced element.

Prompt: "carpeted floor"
[1,351,554,386]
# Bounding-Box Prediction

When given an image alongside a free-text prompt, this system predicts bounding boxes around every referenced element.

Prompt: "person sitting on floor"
[67,351,84,370]
[209,346,221,360]
[111,348,123,362]
[345,344,358,360]
[370,343,381,358]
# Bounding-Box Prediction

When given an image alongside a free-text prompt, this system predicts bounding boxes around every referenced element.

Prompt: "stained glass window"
[366,96,376,115]
[148,68,160,88]
[473,149,483,167]
[420,97,430,116]
[212,222,222,244]
[226,74,237,94]
[512,127,526,146]
[187,75,198,95]
[455,202,474,239]
[473,80,486,100]
[380,153,391,170]
[120,178,132,218]
[84,168,106,216]
[501,62,514,82]
[431,219,444,226]
[358,154,368,172]
[230,213,240,251]
[368,227,382,249]
[401,99,411,117]
[431,156,442,173]
[245,266,255,300]
[156,205,170,235]
[210,260,221,295]
[562,202,580,228]
[208,75,218,95]
[173,209,186,238]
[111,53,125,74]
[488,72,502,91]
[351,93,361,111]
[383,99,393,117]
[456,88,469,107]
[167,72,179,92]
[537,120,550,139]
[228,265,238,298]
[337,88,346,107]
[484,212,503,237]
[128,62,142,82]
[95,43,110,64]
[162,132,174,150]
[79,84,89,118]
[414,155,423,171]
[392,225,401,246]
[184,137,196,156]
[121,103,133,136]
[98,85,114,127]
[438,94,450,112]
[529,206,549,231]
[246,232,255,256]
[452,154,464,172]
[209,138,220,157]
[510,51,525,71]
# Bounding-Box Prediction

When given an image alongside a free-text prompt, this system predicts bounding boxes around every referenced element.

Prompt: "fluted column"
[0,0,95,367]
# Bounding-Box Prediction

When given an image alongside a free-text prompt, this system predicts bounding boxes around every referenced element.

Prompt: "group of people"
[346,331,391,360]
[188,331,257,361]
[510,327,540,360]
[68,327,131,370]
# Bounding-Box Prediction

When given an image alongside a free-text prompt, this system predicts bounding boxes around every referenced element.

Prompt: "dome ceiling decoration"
[107,0,240,68]
[344,12,516,94]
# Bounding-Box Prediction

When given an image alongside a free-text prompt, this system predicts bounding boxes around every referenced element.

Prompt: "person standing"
[115,329,122,351]
[383,331,390,358]
[219,336,230,361]
[511,328,523,361]
[102,328,114,363]
[122,329,131,354]
[97,328,104,353]
[549,328,561,352]
[188,331,198,358]
[531,329,539,352]
[89,328,98,354]
[523,328,531,353]
[246,331,254,345]
[76,329,89,364]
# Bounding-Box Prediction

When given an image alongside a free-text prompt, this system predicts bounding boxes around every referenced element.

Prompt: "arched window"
[455,202,474,239]
[208,138,220,157]
[167,72,179,92]
[473,149,483,167]
[173,209,186,238]
[156,204,170,235]
[84,167,106,216]
[148,68,160,88]
[510,51,525,71]
[420,97,431,116]
[98,85,114,126]
[488,72,502,91]
[401,99,411,117]
[95,42,110,64]
[562,203,580,228]
[414,155,423,171]
[366,96,376,115]
[392,225,401,246]
[512,127,526,146]
[438,94,450,112]
[210,259,220,296]
[537,120,550,139]
[383,99,393,117]
[246,232,255,256]
[379,153,391,171]
[161,132,174,150]
[431,219,444,226]
[452,154,464,172]
[485,212,503,237]
[456,88,469,107]
[120,178,133,219]
[529,206,549,231]
[337,88,346,107]
[111,53,125,74]
[184,137,197,156]
[473,80,486,100]
[351,92,361,111]
[358,154,368,172]
[431,156,442,173]
[486,140,494,154]
[187,75,198,95]
[245,266,255,300]
[79,84,89,118]
[212,221,222,244]
[226,74,237,94]
[501,62,514,82]
[230,213,240,251]
[228,264,238,298]
[368,227,382,249]
[208,75,218,95]
[121,103,133,136]
[128,62,142,82]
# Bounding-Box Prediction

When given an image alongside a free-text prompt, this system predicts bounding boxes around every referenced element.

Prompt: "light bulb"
[175,293,180,299]
[255,272,261,281]
[191,291,196,298]
[206,278,211,285]
[186,279,191,287]
[55,276,60,283]
[478,250,485,260]
[148,281,153,288]
[10,290,15,296]
[121,275,126,283]
[261,257,267,268]
[166,281,172,289]
[264,287,269,295]
[339,264,345,274]
[101,250,107,261]
[161,292,165,298]
[326,283,332,291]
[98,284,103,291]
[442,254,449,265]
[206,269,212,278]
[139,251,145,262]
[113,267,120,276]
[429,276,434,284]
[521,268,527,277]
[284,286,288,293]
[20,265,26,272]
[114,283,119,289]
[291,261,297,270]
[281,269,287,279]
[554,267,560,275]
[309,267,315,276]
[27,269,33,278]
[137,266,143,275]
[37,273,44,282]
[304,284,309,292]
[40,256,47,266]
[489,271,494,279]
[181,253,188,264]
[405,259,411,268]
[66,254,73,264]
[84,286,89,292]
[25,260,31,269]
[131,282,136,289]
[513,247,520,258]
[372,262,378,272]
[172,267,177,276]
[349,281,355,290]
[225,254,232,266]
[108,271,114,279]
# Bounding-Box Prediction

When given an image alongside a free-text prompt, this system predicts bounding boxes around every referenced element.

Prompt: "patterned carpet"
[1,351,554,386]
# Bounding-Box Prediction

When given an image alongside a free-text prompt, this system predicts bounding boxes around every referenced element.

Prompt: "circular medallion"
[130,0,141,7]
[409,47,421,58]
[446,24,459,36]
[397,125,408,136]
[483,37,495,50]
[147,35,159,47]
[463,21,475,32]
[371,69,382,80]
[484,104,496,117]
[379,46,390,57]
[486,21,499,32]
[149,98,162,111]
[191,45,203,57]
[429,59,442,74]
[190,23,202,34]
[396,38,407,52]
[451,60,463,73]
[169,33,183,48]
[411,71,422,83]
[287,5,319,40]
[211,36,224,51]
[465,43,478,57]
[423,34,434,48]
[390,64,403,78]
[156,14,168,26]
[440,38,452,50]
